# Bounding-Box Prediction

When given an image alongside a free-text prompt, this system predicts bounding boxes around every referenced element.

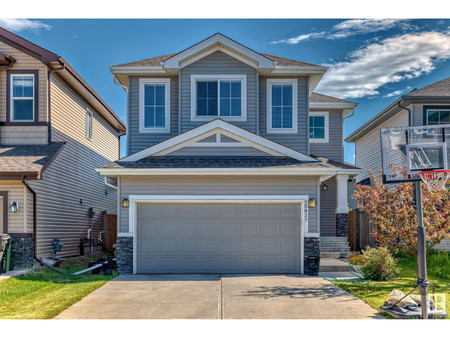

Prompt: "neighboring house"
[0,27,126,268]
[97,33,359,275]
[346,76,450,250]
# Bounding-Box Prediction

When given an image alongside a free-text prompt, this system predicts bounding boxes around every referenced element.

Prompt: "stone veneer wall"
[10,237,34,268]
[116,237,133,274]
[304,237,320,275]
[336,213,348,237]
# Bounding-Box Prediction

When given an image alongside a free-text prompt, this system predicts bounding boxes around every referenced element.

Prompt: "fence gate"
[104,213,117,253]
[347,210,376,251]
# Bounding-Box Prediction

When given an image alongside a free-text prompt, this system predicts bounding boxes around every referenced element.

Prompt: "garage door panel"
[136,202,302,273]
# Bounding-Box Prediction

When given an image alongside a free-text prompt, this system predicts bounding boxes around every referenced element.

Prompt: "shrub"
[360,246,400,281]
[347,251,364,266]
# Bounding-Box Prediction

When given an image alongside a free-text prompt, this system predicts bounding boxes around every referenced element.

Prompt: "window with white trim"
[309,112,329,143]
[139,78,170,133]
[10,74,35,122]
[191,75,246,121]
[266,79,298,133]
[86,109,93,140]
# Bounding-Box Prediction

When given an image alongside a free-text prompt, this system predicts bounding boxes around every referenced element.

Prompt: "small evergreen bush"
[360,246,400,281]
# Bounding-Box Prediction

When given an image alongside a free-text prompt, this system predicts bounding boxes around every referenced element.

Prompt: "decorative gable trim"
[120,119,317,163]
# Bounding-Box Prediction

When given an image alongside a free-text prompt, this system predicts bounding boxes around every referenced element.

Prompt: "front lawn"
[0,252,116,319]
[334,251,450,319]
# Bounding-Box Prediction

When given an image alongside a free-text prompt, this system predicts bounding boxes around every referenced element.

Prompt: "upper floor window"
[266,79,298,133]
[309,112,329,143]
[426,108,450,125]
[139,78,171,133]
[10,74,35,122]
[191,75,246,121]
[86,109,93,140]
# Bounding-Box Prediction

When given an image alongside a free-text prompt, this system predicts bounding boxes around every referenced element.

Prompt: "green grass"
[334,251,450,319]
[0,252,116,319]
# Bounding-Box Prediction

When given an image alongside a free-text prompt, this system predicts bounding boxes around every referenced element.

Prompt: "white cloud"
[0,19,51,33]
[382,87,412,98]
[316,31,450,99]
[271,19,411,44]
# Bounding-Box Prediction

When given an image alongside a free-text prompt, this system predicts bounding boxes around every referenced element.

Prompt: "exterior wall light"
[322,184,328,191]
[122,198,129,208]
[308,198,316,208]
[10,202,19,213]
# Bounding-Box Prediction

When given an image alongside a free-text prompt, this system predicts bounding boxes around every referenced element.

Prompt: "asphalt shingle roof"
[403,77,450,97]
[0,142,65,179]
[310,92,357,104]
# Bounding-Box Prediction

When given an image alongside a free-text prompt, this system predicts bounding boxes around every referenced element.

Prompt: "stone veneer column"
[304,237,320,275]
[10,237,34,268]
[115,237,133,274]
[335,174,349,237]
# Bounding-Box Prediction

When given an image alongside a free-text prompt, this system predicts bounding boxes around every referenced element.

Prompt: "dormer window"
[10,74,35,122]
[266,79,298,134]
[191,75,247,121]
[139,78,171,133]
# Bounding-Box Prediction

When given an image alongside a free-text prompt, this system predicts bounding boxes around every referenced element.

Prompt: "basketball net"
[419,170,450,192]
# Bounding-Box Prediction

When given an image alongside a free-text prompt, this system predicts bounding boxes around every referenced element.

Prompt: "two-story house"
[97,34,359,274]
[346,76,450,251]
[0,27,126,268]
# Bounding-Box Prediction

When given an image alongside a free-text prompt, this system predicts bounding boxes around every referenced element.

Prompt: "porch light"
[122,198,129,208]
[308,198,316,208]
[10,202,19,213]
[322,184,328,191]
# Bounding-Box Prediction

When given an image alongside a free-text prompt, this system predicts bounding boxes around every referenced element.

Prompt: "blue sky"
[2,18,450,161]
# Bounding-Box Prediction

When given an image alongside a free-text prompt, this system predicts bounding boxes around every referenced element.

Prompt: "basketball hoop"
[419,170,450,191]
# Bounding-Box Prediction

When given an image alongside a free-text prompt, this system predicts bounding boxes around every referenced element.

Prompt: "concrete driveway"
[56,274,383,319]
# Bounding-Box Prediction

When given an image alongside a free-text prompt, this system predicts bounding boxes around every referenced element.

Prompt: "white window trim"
[190,74,247,122]
[139,78,171,134]
[86,109,93,140]
[10,74,35,122]
[426,108,450,125]
[309,111,329,143]
[266,78,298,134]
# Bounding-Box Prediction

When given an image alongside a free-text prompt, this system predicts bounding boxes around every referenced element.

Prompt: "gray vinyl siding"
[119,176,319,234]
[181,51,257,133]
[28,76,119,257]
[310,109,343,162]
[320,177,337,237]
[166,146,273,156]
[259,76,308,153]
[411,102,450,127]
[128,76,179,155]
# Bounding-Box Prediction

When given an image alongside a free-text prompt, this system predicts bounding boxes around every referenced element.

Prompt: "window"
[426,109,450,125]
[86,110,93,140]
[266,79,297,133]
[191,75,246,121]
[309,112,329,143]
[10,74,35,122]
[139,78,170,133]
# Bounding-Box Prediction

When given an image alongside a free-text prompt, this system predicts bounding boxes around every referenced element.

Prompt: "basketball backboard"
[381,124,450,183]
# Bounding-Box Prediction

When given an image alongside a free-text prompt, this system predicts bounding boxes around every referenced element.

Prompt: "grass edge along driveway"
[0,252,116,319]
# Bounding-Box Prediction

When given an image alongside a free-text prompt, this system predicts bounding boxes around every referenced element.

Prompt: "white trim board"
[119,119,317,162]
[138,78,171,134]
[266,78,298,134]
[309,111,329,143]
[128,194,308,274]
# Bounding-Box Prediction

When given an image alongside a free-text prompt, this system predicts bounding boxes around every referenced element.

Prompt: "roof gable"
[120,119,318,163]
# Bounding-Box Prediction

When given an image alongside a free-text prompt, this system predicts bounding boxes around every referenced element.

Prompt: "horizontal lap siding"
[119,175,319,234]
[259,76,308,153]
[181,51,257,133]
[128,76,179,155]
[412,102,450,126]
[0,180,27,233]
[320,177,337,237]
[29,76,119,257]
[0,41,48,144]
[310,109,343,161]
[355,110,409,183]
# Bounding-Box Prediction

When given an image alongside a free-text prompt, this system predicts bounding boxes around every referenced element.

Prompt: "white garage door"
[136,202,302,273]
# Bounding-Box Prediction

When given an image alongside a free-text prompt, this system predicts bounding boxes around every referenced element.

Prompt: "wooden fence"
[348,210,377,251]
[104,213,117,253]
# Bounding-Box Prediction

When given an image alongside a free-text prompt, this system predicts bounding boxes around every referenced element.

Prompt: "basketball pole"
[414,180,430,320]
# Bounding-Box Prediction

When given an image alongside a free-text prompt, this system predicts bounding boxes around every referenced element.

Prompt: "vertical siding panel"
[28,76,119,257]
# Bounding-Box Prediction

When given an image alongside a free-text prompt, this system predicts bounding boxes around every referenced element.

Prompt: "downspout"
[397,100,412,126]
[256,68,259,134]
[47,58,65,143]
[113,74,128,156]
[21,177,37,261]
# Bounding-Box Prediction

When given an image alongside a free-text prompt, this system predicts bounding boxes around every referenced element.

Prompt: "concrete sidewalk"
[56,274,383,319]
